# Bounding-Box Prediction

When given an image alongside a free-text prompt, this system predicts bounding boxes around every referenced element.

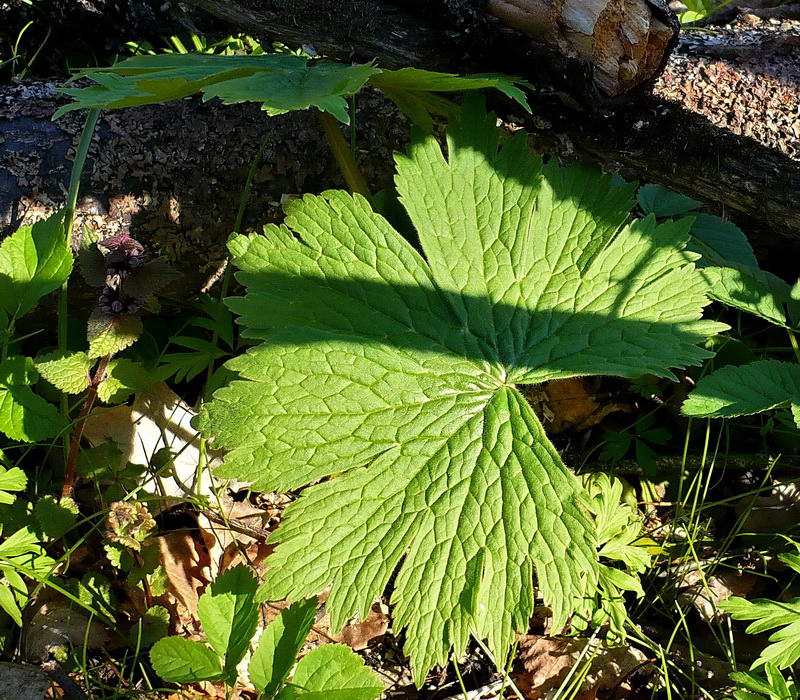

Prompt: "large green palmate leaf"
[54,53,529,126]
[198,99,725,681]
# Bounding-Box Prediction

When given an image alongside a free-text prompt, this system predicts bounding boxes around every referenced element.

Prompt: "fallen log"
[182,0,680,99]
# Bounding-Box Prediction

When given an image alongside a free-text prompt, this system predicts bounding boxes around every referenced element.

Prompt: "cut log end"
[486,0,676,95]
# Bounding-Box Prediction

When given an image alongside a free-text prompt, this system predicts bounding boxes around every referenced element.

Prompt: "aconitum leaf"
[54,53,530,126]
[198,98,725,682]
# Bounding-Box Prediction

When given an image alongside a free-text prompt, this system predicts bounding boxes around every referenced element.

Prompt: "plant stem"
[59,109,100,461]
[788,329,800,365]
[62,354,110,501]
[202,132,270,393]
[59,107,101,352]
[314,109,371,199]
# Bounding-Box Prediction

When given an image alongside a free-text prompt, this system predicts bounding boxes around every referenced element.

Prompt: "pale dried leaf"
[156,530,213,625]
[513,635,648,700]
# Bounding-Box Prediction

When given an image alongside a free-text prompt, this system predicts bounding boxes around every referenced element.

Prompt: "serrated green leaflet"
[637,183,701,217]
[276,644,383,700]
[97,359,153,403]
[721,595,800,669]
[249,598,317,695]
[87,311,142,358]
[0,464,25,505]
[197,565,259,677]
[688,214,757,268]
[55,53,530,126]
[699,265,793,328]
[199,98,725,681]
[35,351,92,394]
[683,360,800,428]
[0,211,72,325]
[0,356,68,442]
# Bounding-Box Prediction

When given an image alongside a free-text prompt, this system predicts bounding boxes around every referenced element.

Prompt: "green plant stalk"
[314,108,371,199]
[202,131,270,393]
[58,108,100,460]
[61,354,110,500]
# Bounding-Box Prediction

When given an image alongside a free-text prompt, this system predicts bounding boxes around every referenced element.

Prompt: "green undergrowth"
[0,39,797,700]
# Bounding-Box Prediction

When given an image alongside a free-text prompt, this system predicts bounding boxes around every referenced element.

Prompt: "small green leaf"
[636,184,701,217]
[683,360,800,426]
[0,464,26,505]
[67,572,117,625]
[150,636,224,684]
[97,358,153,403]
[75,440,125,480]
[0,582,22,626]
[0,212,73,322]
[87,312,142,358]
[0,356,68,442]
[249,598,318,695]
[721,596,800,670]
[33,496,78,540]
[35,351,93,394]
[129,605,169,648]
[688,214,757,268]
[197,565,259,675]
[276,644,383,700]
[700,265,792,327]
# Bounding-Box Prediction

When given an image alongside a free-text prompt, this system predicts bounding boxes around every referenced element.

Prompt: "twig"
[42,661,90,700]
[61,354,110,500]
[200,506,273,540]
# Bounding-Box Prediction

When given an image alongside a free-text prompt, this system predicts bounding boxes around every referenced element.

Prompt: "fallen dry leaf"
[156,528,213,627]
[513,635,649,700]
[735,480,800,534]
[83,382,232,503]
[544,378,629,433]
[333,602,390,650]
[677,570,759,622]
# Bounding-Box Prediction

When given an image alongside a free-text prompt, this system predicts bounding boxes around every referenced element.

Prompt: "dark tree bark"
[181,0,680,100]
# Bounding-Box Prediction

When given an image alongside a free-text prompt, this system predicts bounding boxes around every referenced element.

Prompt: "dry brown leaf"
[677,569,759,622]
[334,602,390,650]
[219,540,275,577]
[156,529,213,626]
[544,378,628,433]
[735,480,800,534]
[513,635,649,700]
